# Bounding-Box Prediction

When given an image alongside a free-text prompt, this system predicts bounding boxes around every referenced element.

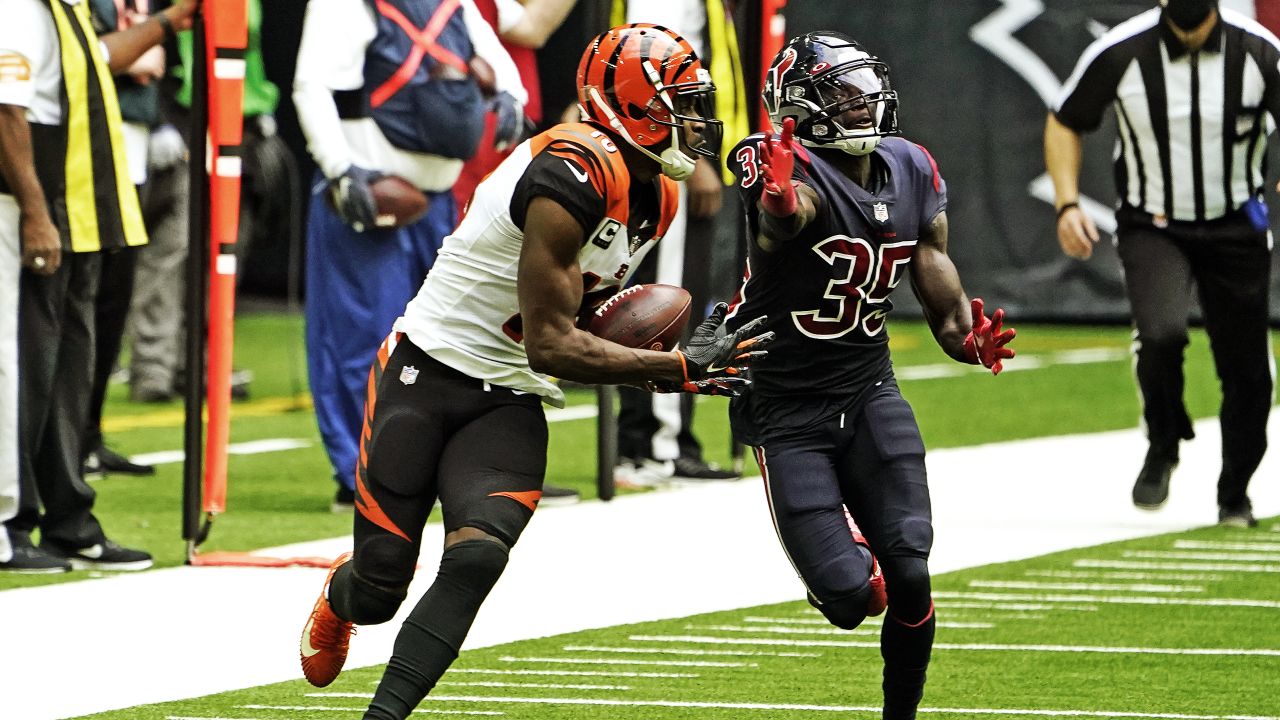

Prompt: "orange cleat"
[300,552,356,687]
[845,511,887,617]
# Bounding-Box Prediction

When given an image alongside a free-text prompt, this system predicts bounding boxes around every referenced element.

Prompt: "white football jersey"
[395,123,681,407]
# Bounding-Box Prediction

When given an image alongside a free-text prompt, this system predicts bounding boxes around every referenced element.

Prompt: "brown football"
[372,175,430,229]
[587,284,693,351]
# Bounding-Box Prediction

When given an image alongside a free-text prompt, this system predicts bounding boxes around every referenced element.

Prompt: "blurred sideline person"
[126,0,282,405]
[298,25,772,719]
[1046,0,1278,527]
[294,0,528,513]
[82,0,164,480]
[0,0,195,573]
[453,0,580,503]
[610,0,752,487]
[727,33,1015,717]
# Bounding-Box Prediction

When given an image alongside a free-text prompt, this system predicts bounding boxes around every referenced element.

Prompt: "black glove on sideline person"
[328,165,382,232]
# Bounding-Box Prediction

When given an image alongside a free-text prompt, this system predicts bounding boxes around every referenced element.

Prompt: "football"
[371,175,430,229]
[587,284,693,351]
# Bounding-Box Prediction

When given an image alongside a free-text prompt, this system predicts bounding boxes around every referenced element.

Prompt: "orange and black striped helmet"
[576,24,721,179]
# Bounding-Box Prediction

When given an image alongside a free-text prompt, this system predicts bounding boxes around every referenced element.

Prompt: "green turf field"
[75,521,1280,719]
[6,311,1279,718]
[0,312,1264,590]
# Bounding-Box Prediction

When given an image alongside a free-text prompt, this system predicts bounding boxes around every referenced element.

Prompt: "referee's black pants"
[6,251,108,548]
[1117,211,1272,513]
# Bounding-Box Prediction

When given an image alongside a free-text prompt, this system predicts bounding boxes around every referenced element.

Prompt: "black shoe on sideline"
[540,484,580,506]
[672,456,739,481]
[1219,505,1259,528]
[1132,447,1177,510]
[40,538,153,571]
[0,544,72,574]
[331,486,355,513]
[86,444,155,477]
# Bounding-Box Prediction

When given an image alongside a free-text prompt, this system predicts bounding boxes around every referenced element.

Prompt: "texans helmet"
[763,32,899,156]
[577,24,721,180]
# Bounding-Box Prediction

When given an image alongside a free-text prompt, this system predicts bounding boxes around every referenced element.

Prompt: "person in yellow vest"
[606,0,754,486]
[0,0,194,573]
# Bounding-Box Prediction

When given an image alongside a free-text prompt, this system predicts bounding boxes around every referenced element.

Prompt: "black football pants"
[1117,214,1272,512]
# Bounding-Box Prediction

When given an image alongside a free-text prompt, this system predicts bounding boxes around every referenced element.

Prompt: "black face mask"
[1165,0,1216,31]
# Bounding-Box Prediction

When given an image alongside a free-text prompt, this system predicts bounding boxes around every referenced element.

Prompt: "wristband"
[1055,201,1080,221]
[761,184,797,217]
[155,12,176,42]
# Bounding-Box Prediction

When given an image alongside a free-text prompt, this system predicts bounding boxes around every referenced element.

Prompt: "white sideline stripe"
[241,707,501,716]
[498,655,752,668]
[404,695,1280,719]
[441,682,630,691]
[561,644,821,658]
[129,438,313,466]
[168,717,272,720]
[935,590,1280,609]
[631,634,1280,656]
[970,580,1203,593]
[1026,570,1226,582]
[717,619,994,631]
[933,601,1098,612]
[1126,550,1280,562]
[452,669,699,679]
[691,623,876,636]
[1176,540,1280,552]
[1075,559,1280,573]
[895,348,1127,380]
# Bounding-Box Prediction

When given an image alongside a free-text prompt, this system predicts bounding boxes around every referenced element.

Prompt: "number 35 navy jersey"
[725,135,947,399]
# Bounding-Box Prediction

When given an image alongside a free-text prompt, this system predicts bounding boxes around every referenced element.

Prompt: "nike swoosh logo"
[300,616,321,657]
[563,159,590,183]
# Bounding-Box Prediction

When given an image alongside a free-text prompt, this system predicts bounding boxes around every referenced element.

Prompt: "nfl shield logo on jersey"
[873,202,889,223]
[399,365,419,385]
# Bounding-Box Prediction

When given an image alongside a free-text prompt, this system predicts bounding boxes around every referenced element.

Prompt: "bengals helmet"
[577,23,721,180]
[763,32,899,156]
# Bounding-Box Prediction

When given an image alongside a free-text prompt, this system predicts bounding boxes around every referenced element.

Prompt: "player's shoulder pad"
[529,122,627,199]
[885,137,943,193]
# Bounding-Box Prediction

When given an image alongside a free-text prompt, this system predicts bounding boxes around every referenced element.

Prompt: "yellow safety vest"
[611,0,750,185]
[44,0,147,252]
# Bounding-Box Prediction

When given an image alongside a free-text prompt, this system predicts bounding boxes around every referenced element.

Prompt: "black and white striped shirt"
[1055,7,1280,223]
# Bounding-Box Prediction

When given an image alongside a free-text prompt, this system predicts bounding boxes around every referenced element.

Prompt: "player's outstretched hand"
[759,117,797,217]
[650,375,750,397]
[962,297,1016,375]
[677,302,773,387]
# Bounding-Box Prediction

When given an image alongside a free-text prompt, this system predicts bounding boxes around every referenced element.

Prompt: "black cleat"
[0,545,72,574]
[40,538,153,571]
[331,486,355,513]
[1132,447,1177,510]
[1218,506,1258,528]
[672,456,739,481]
[539,484,580,506]
[85,444,155,478]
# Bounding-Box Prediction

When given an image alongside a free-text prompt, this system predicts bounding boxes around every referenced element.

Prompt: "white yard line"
[560,644,821,658]
[4,412,1280,720]
[1074,559,1280,573]
[629,634,1280,656]
[451,669,699,679]
[968,580,1204,593]
[934,590,1280,609]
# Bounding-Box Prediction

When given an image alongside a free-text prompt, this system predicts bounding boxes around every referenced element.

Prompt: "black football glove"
[676,302,773,384]
[492,91,529,152]
[328,165,382,232]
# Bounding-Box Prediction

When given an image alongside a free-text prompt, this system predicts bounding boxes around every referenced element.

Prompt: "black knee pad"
[439,538,510,597]
[880,555,932,623]
[333,560,409,626]
[808,586,872,630]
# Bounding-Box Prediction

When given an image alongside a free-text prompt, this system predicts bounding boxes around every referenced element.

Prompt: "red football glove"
[962,298,1016,375]
[759,117,797,217]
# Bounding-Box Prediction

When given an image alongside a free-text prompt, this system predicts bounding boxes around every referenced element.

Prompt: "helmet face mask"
[766,33,900,156]
[577,24,723,179]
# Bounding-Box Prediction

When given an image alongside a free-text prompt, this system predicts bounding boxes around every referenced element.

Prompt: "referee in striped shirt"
[1045,0,1277,528]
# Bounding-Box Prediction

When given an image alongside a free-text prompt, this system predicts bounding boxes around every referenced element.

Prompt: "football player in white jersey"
[298,24,773,720]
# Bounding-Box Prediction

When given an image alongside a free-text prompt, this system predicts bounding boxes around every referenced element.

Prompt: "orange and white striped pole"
[202,0,247,515]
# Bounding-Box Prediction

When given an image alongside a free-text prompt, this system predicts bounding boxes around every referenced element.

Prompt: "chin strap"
[586,87,696,180]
